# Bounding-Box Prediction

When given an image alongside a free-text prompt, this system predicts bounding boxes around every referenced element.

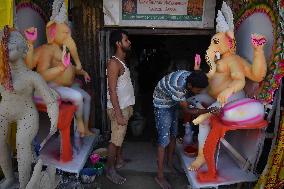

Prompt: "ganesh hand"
[251,33,266,49]
[194,54,201,70]
[84,71,91,83]
[61,45,71,68]
[75,64,82,71]
[217,88,233,105]
[192,114,209,125]
[24,27,37,43]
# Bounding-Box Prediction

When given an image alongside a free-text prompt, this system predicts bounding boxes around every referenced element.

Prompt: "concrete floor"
[91,170,189,189]
[80,141,255,189]
[91,141,189,189]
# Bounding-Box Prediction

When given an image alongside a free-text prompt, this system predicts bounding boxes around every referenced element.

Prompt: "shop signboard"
[103,0,216,28]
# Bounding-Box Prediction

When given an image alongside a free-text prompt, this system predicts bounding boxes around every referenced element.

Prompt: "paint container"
[93,162,105,176]
[80,168,96,184]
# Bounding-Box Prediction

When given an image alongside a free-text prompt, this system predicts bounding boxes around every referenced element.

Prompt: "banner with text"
[104,0,216,28]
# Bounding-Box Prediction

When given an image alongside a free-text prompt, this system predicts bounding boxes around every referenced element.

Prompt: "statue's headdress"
[216,2,234,33]
[50,0,68,24]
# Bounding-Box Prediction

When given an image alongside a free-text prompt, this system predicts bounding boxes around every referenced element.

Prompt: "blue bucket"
[80,168,96,184]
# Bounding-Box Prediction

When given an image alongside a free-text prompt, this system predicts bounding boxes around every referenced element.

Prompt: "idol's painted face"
[8,31,28,63]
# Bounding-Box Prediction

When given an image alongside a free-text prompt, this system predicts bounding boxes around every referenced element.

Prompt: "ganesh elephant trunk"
[205,49,217,78]
[63,36,82,69]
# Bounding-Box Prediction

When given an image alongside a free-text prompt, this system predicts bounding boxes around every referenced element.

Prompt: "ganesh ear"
[46,21,57,43]
[226,30,235,40]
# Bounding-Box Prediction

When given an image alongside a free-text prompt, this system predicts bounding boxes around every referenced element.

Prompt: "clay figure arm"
[217,60,245,104]
[24,27,38,69]
[107,59,127,125]
[242,34,267,82]
[64,34,82,71]
[75,68,91,83]
[32,72,59,135]
[25,42,35,69]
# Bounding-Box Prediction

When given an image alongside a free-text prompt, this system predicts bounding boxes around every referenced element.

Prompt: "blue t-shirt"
[153,70,191,108]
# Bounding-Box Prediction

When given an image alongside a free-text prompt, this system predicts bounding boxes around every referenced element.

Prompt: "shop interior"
[124,34,211,142]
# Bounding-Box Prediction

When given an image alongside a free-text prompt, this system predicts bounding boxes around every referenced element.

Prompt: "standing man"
[106,30,135,185]
[153,55,219,189]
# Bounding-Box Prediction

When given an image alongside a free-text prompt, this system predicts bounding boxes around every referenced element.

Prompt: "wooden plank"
[103,27,215,36]
[39,129,100,174]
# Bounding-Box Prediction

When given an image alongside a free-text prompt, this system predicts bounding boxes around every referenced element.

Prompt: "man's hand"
[116,114,127,126]
[194,54,201,71]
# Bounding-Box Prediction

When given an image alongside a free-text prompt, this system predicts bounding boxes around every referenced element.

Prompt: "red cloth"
[36,103,76,162]
[197,115,267,182]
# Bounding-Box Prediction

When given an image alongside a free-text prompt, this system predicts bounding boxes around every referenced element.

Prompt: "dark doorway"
[125,34,211,142]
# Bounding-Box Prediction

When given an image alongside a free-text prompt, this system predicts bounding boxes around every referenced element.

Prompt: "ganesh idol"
[24,0,93,137]
[187,2,267,171]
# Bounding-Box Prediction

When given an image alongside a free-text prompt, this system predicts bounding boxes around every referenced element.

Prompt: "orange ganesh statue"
[187,2,267,171]
[24,0,93,137]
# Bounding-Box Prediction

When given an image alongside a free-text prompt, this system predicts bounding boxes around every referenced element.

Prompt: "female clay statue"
[0,26,59,189]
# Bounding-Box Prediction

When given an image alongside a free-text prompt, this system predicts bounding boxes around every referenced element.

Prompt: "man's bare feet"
[188,155,206,171]
[115,159,131,169]
[155,177,172,189]
[106,169,126,185]
[0,177,16,189]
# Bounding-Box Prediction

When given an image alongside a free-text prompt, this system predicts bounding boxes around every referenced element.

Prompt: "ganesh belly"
[221,98,265,125]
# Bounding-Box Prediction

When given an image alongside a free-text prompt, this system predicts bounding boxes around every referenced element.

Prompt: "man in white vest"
[106,30,135,185]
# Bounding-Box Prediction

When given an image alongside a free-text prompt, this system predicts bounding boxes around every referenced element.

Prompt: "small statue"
[188,2,267,171]
[25,0,93,137]
[0,26,59,189]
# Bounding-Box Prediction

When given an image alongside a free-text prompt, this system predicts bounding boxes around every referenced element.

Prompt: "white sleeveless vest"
[107,56,135,109]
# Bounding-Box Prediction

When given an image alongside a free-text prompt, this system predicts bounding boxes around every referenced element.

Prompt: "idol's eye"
[213,38,219,44]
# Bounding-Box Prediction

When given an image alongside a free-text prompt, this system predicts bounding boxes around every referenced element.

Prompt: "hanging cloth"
[0,0,14,30]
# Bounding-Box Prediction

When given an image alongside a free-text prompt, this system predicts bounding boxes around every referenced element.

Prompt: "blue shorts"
[154,106,178,148]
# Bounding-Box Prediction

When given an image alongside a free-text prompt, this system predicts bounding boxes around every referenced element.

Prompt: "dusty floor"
[93,141,189,189]
[79,142,255,189]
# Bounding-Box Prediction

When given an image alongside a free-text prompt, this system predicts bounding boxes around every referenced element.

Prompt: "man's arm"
[180,101,218,116]
[107,59,127,125]
[25,42,36,69]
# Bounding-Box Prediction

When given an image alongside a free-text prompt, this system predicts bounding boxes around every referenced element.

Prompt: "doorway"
[125,34,211,142]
